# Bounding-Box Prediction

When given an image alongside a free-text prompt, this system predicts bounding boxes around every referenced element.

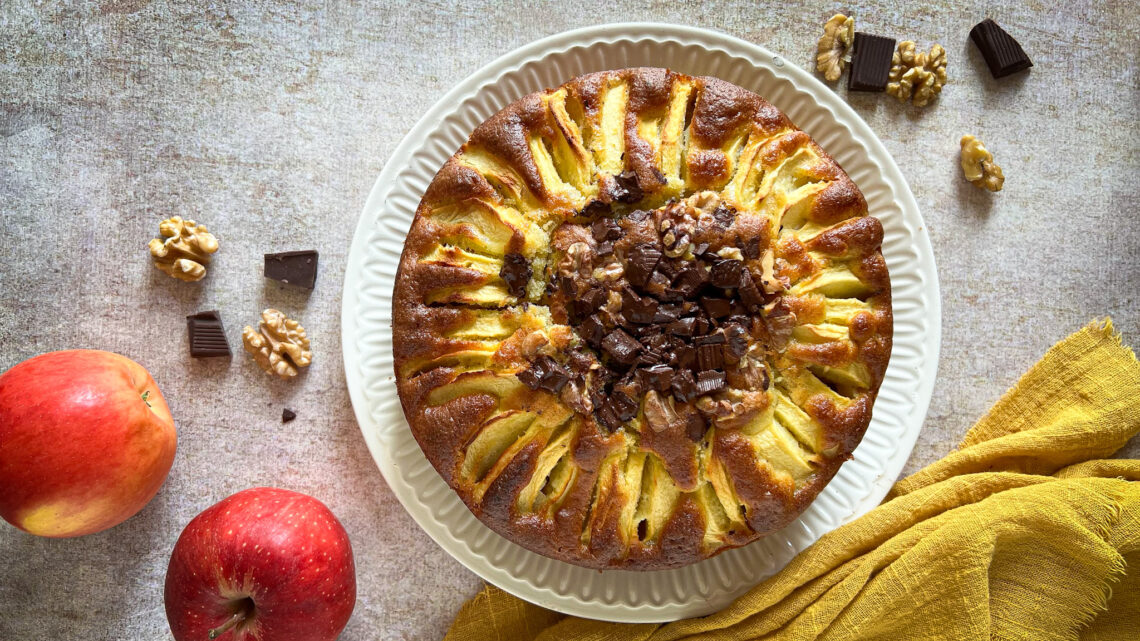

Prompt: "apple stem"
[207,602,251,640]
[141,390,152,408]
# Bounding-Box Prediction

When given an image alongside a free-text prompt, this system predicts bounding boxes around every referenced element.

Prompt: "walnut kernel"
[816,14,855,83]
[148,216,219,282]
[960,135,1004,192]
[242,309,312,378]
[886,41,947,108]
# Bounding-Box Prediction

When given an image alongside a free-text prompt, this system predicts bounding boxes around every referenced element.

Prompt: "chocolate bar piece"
[970,19,1032,79]
[848,33,896,92]
[187,310,231,358]
[264,250,319,289]
[282,408,296,423]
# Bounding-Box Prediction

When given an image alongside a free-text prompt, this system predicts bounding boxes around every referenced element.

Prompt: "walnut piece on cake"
[960,135,1005,192]
[148,216,218,282]
[816,13,855,82]
[242,309,312,378]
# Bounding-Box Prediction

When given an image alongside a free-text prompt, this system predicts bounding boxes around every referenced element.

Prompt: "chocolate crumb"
[712,204,736,228]
[282,408,296,423]
[500,253,532,298]
[612,170,644,203]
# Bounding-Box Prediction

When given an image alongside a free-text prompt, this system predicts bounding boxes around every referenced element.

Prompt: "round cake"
[391,68,892,570]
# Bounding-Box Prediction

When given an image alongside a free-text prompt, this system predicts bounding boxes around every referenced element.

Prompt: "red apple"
[0,349,176,537]
[164,487,356,641]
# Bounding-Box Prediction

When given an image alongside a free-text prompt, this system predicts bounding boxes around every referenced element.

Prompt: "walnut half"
[960,135,1005,192]
[816,13,855,83]
[887,41,947,108]
[148,216,219,282]
[242,309,312,378]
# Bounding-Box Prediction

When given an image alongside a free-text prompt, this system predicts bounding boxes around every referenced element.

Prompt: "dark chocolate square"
[264,250,319,289]
[187,310,231,358]
[970,19,1033,79]
[849,33,896,92]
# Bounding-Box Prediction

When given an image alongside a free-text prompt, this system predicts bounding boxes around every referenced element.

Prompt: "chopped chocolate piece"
[539,356,571,394]
[654,259,679,279]
[610,390,639,422]
[517,356,572,393]
[692,242,710,257]
[582,199,612,218]
[187,310,231,358]
[602,329,642,365]
[626,244,662,287]
[709,259,745,288]
[557,274,576,297]
[647,270,672,293]
[672,369,699,403]
[500,253,532,298]
[668,316,697,336]
[611,170,644,204]
[685,412,708,441]
[741,236,761,260]
[849,32,896,92]
[695,331,726,346]
[567,349,594,372]
[639,364,675,392]
[593,391,622,431]
[637,347,667,367]
[596,241,614,256]
[264,250,319,289]
[516,364,543,389]
[712,204,736,228]
[282,408,296,423]
[700,296,732,319]
[580,315,607,349]
[572,286,607,320]
[738,271,764,310]
[591,217,623,242]
[724,323,749,360]
[694,316,712,336]
[627,209,650,222]
[672,264,708,296]
[653,305,681,323]
[696,370,727,395]
[970,18,1033,79]
[697,344,725,371]
[674,345,697,371]
[726,314,751,327]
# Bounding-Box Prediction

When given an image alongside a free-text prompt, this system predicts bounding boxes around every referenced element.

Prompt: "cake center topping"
[517,191,791,435]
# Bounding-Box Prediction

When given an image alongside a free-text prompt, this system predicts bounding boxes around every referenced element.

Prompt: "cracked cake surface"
[391,68,892,570]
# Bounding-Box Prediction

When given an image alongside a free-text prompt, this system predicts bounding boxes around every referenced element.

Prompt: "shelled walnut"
[815,13,855,82]
[886,41,947,107]
[148,216,219,282]
[242,309,312,378]
[960,135,1005,192]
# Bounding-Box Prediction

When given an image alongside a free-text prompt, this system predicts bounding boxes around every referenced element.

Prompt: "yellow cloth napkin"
[444,320,1140,641]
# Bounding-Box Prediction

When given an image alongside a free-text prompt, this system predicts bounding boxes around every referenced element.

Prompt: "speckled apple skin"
[0,349,177,537]
[164,487,357,641]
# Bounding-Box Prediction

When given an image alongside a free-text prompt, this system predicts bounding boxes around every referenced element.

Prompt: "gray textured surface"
[1,1,1137,639]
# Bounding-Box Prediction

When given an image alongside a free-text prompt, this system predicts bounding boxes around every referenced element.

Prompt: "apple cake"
[392,68,892,570]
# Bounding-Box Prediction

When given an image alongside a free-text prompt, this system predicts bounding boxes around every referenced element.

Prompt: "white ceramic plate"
[341,23,941,622]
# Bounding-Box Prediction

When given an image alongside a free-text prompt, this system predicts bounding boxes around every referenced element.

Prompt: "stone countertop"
[1,1,1136,639]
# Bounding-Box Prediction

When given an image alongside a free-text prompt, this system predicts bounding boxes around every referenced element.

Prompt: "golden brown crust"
[391,68,892,570]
